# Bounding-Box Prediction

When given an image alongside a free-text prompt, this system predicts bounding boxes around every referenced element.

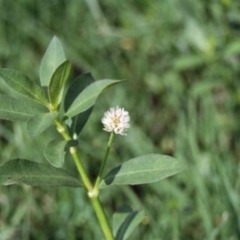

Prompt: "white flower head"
[101,106,130,135]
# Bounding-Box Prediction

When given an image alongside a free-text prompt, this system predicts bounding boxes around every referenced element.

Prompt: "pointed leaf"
[0,159,81,187]
[26,112,58,137]
[39,36,66,86]
[49,60,71,109]
[44,140,78,168]
[64,73,94,135]
[100,154,186,188]
[0,94,47,122]
[66,79,123,118]
[113,204,145,240]
[0,69,47,105]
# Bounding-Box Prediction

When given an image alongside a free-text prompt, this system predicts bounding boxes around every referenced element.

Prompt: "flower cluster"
[101,106,130,135]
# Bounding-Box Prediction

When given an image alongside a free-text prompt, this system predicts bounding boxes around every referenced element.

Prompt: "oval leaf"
[65,79,123,118]
[26,112,58,137]
[0,68,47,105]
[49,60,71,109]
[0,159,81,188]
[0,94,47,122]
[100,154,186,188]
[39,36,66,86]
[113,204,145,240]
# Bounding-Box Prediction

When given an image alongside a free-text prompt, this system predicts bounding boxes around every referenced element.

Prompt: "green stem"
[54,119,114,240]
[55,119,92,190]
[94,132,114,189]
[90,196,115,240]
[69,146,93,191]
[55,119,71,140]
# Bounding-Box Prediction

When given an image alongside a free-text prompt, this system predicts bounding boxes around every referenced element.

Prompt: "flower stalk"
[94,131,114,189]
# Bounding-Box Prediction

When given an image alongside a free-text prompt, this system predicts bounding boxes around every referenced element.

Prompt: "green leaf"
[113,204,145,240]
[0,94,47,122]
[0,68,47,105]
[64,73,95,110]
[66,79,122,118]
[0,159,81,188]
[44,140,78,168]
[39,36,66,87]
[64,73,95,135]
[26,112,58,137]
[70,107,93,136]
[49,60,71,109]
[100,154,186,188]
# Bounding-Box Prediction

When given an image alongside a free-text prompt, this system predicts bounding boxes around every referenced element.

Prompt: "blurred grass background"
[0,0,240,239]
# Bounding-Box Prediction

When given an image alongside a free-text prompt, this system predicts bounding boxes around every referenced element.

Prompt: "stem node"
[88,188,99,198]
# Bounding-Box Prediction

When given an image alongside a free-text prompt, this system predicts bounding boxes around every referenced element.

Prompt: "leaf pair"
[0,37,70,111]
[63,73,122,137]
[40,36,71,109]
[0,36,123,138]
[0,154,185,191]
[0,37,70,135]
[39,36,119,116]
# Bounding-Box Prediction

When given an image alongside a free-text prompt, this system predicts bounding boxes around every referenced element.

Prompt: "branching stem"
[54,119,114,240]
